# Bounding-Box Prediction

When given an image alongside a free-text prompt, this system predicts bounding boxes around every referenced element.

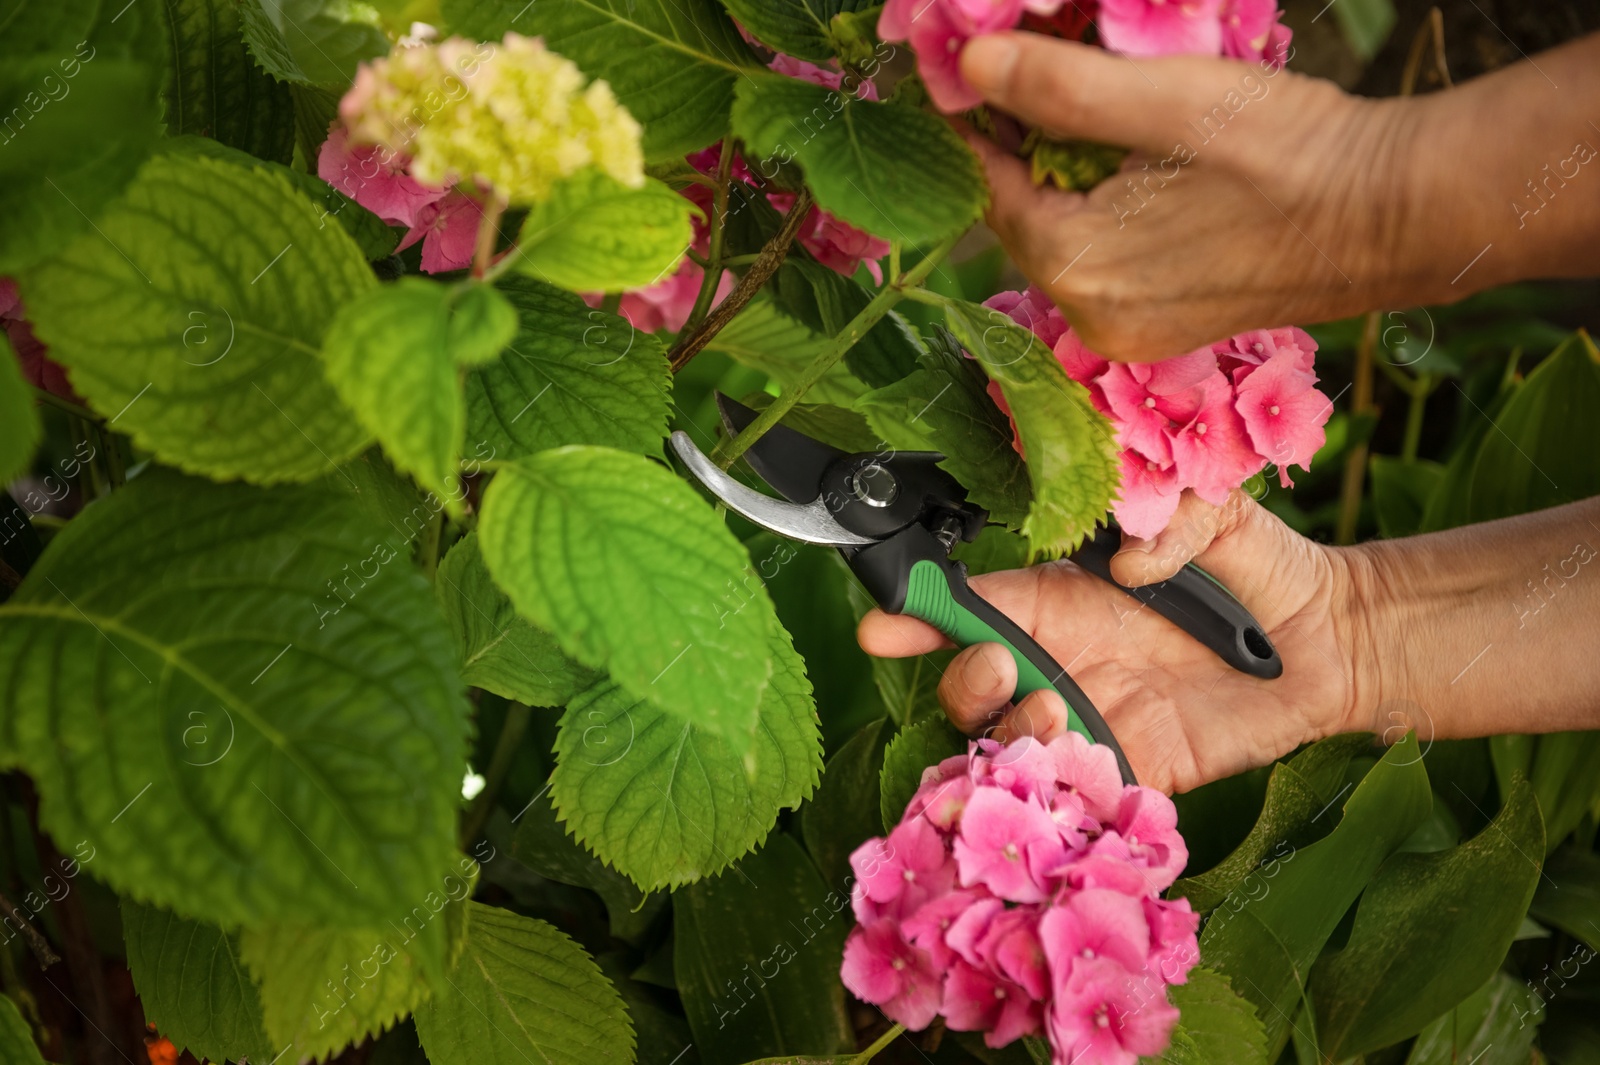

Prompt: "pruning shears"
[671,395,1283,786]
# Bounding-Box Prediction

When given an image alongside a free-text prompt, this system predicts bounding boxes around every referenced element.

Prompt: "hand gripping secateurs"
[671,394,1283,787]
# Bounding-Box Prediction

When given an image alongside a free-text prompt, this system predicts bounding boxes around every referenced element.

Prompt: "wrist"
[1322,538,1407,742]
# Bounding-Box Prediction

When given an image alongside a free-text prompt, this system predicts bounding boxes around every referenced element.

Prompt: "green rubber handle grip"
[902,558,1095,742]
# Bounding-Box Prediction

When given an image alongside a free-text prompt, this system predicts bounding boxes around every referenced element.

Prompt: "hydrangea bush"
[0,1,1580,1064]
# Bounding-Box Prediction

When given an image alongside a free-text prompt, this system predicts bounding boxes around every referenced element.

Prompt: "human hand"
[956,32,1438,360]
[857,491,1378,794]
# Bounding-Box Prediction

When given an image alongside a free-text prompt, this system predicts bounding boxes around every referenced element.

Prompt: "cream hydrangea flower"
[339,33,644,206]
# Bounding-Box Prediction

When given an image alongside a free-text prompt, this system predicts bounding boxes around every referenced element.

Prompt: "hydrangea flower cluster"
[880,0,1291,112]
[319,33,643,274]
[842,734,1199,1065]
[983,287,1331,538]
[592,53,890,333]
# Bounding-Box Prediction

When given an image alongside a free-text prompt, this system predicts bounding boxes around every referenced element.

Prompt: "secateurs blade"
[671,394,1283,786]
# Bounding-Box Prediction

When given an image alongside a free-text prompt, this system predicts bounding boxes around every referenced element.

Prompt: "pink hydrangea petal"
[945,895,1006,967]
[1144,896,1201,984]
[842,922,944,1029]
[1113,449,1183,540]
[1235,350,1330,483]
[1098,0,1225,56]
[1049,731,1125,823]
[318,125,449,229]
[1219,0,1278,57]
[954,787,1066,903]
[1049,957,1180,1064]
[416,192,484,274]
[1169,389,1261,505]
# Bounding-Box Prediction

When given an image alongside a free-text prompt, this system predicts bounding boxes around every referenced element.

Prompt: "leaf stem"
[712,233,960,470]
[668,188,815,373]
[419,509,443,580]
[678,138,737,338]
[31,387,100,423]
[1401,373,1433,462]
[1335,311,1379,545]
[850,1024,906,1064]
[461,702,531,847]
[0,890,59,968]
[472,197,509,281]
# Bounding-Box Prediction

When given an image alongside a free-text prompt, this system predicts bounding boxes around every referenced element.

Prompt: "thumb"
[960,32,1243,155]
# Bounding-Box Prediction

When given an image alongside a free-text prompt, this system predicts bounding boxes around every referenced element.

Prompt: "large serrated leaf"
[674,834,853,1064]
[879,716,968,832]
[466,278,672,460]
[478,446,776,744]
[705,295,867,407]
[0,334,40,485]
[414,902,635,1065]
[0,0,97,59]
[157,0,296,162]
[942,298,1119,557]
[550,626,823,891]
[122,901,274,1065]
[238,0,389,89]
[857,325,1030,527]
[0,995,46,1065]
[0,49,163,273]
[0,472,469,936]
[1140,968,1268,1065]
[444,0,756,161]
[800,717,890,891]
[436,531,599,707]
[26,152,375,483]
[769,257,923,388]
[715,0,876,61]
[1200,736,1432,1059]
[733,74,986,244]
[239,893,472,1062]
[321,278,466,505]
[514,171,695,292]
[1310,779,1544,1060]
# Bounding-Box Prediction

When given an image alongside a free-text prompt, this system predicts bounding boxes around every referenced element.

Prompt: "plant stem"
[419,509,443,580]
[712,233,959,470]
[0,890,59,968]
[461,702,531,847]
[668,188,815,373]
[30,388,99,423]
[850,1024,906,1064]
[1335,311,1379,545]
[678,138,737,338]
[888,242,901,287]
[1401,373,1433,462]
[472,197,508,280]
[600,291,623,315]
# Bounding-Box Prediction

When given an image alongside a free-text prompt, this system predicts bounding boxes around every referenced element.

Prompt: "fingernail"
[962,36,1018,94]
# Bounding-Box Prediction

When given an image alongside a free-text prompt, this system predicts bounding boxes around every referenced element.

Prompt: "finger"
[938,642,1017,734]
[857,608,950,658]
[958,128,1078,240]
[992,688,1070,745]
[960,33,1241,154]
[1111,489,1227,586]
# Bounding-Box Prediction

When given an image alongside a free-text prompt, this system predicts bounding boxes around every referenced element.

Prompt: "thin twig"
[678,138,737,338]
[668,189,814,373]
[0,890,60,968]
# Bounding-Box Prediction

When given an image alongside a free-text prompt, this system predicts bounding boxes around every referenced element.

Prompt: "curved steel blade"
[670,432,874,547]
[715,393,845,504]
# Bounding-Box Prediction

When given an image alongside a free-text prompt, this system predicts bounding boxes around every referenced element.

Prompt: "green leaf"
[704,296,868,407]
[0,336,41,485]
[733,74,986,244]
[0,0,97,59]
[740,395,881,454]
[449,284,518,367]
[479,446,777,743]
[1468,332,1600,523]
[414,902,635,1065]
[162,134,399,260]
[1527,731,1600,852]
[322,278,467,505]
[1404,971,1541,1065]
[550,624,823,891]
[514,171,694,292]
[445,0,757,161]
[239,899,470,1062]
[674,834,853,1064]
[879,716,967,832]
[1200,735,1432,1058]
[158,0,296,162]
[0,995,46,1065]
[769,257,923,388]
[800,717,890,891]
[465,277,672,459]
[25,152,376,483]
[0,51,163,273]
[511,788,666,945]
[436,531,599,707]
[238,0,389,89]
[1142,969,1268,1065]
[1533,846,1600,953]
[857,324,1030,527]
[1172,734,1374,912]
[1311,778,1544,1059]
[715,0,874,60]
[0,472,469,939]
[595,953,697,1065]
[942,297,1119,557]
[1368,456,1444,539]
[1332,0,1395,60]
[122,901,274,1065]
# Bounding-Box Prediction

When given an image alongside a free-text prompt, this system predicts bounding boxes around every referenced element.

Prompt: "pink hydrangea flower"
[1098,0,1224,56]
[980,287,1329,538]
[318,126,449,229]
[841,735,1194,1061]
[395,190,484,274]
[879,0,1052,112]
